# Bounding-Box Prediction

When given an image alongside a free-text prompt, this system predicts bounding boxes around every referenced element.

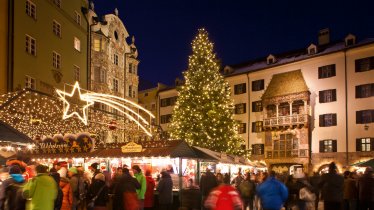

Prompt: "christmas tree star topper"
[56,82,94,125]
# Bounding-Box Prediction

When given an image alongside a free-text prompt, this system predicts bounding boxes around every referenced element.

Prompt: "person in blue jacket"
[256,171,288,210]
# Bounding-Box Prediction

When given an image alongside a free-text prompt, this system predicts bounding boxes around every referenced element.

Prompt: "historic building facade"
[156,31,374,173]
[87,5,140,143]
[4,0,89,95]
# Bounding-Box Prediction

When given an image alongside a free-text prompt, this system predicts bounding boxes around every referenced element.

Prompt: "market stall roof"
[0,120,33,144]
[351,158,374,168]
[90,140,197,158]
[193,146,238,164]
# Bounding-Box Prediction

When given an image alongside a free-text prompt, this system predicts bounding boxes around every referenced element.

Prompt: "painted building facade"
[156,32,374,173]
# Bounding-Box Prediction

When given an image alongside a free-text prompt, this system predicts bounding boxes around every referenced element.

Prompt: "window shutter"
[356,111,362,124]
[372,110,374,123]
[260,144,264,155]
[332,65,336,76]
[332,140,337,152]
[319,141,324,153]
[332,114,337,125]
[252,122,255,133]
[234,85,238,94]
[252,102,255,112]
[355,86,360,98]
[332,89,337,101]
[371,138,374,151]
[260,80,264,90]
[243,84,247,93]
[355,60,360,72]
[318,68,322,78]
[356,139,361,152]
[371,84,374,97]
[319,115,325,127]
[319,91,324,103]
[243,103,246,113]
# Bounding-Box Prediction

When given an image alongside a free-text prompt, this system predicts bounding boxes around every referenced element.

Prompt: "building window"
[319,113,337,127]
[319,89,337,103]
[251,121,263,133]
[25,76,36,89]
[74,37,80,51]
[252,79,264,91]
[129,63,133,73]
[94,68,107,83]
[52,20,61,37]
[252,144,264,155]
[73,65,80,82]
[160,114,172,124]
[318,64,336,79]
[273,134,298,157]
[52,51,61,69]
[356,84,374,98]
[94,39,101,51]
[128,85,132,97]
[356,138,373,152]
[151,103,156,111]
[114,54,119,65]
[319,140,337,153]
[25,35,36,56]
[237,123,246,134]
[309,47,316,55]
[160,97,177,107]
[234,103,246,114]
[53,0,61,8]
[74,11,81,25]
[113,79,119,92]
[26,0,36,19]
[234,83,246,95]
[252,101,263,112]
[355,56,374,72]
[356,110,374,124]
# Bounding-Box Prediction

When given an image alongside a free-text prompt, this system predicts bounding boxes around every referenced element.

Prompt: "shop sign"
[121,142,142,153]
[33,133,93,154]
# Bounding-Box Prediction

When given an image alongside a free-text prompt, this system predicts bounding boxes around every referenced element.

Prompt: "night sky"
[92,0,374,88]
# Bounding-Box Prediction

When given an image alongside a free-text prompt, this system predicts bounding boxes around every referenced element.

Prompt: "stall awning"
[89,140,197,158]
[351,159,374,168]
[193,146,238,164]
[0,120,33,144]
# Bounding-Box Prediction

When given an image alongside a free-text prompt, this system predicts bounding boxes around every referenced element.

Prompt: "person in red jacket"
[144,170,156,210]
[204,174,242,210]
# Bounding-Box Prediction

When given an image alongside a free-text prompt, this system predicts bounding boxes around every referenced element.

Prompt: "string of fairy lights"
[0,86,156,151]
[169,28,245,155]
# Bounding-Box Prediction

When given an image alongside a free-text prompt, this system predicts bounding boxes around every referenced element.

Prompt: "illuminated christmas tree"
[169,28,244,155]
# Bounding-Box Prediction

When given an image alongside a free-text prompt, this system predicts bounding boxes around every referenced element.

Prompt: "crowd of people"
[0,159,173,210]
[0,160,372,210]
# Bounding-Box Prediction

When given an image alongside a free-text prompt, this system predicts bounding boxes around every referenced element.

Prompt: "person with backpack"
[0,165,26,210]
[204,173,242,210]
[87,173,109,210]
[239,172,256,210]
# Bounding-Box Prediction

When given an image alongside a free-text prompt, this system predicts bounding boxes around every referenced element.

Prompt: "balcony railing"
[264,114,308,127]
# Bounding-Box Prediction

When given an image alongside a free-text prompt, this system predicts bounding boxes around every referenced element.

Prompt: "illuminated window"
[320,140,336,153]
[234,103,246,114]
[356,138,373,152]
[94,39,100,51]
[237,123,246,134]
[251,121,263,133]
[74,37,80,51]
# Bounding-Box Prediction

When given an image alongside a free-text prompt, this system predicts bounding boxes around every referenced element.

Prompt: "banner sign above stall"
[32,133,93,154]
[121,142,142,153]
[220,153,227,160]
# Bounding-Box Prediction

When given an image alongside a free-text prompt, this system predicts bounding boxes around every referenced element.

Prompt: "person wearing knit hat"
[68,167,78,175]
[87,171,109,209]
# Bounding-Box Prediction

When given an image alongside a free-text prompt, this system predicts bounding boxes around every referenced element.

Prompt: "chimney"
[318,28,330,45]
